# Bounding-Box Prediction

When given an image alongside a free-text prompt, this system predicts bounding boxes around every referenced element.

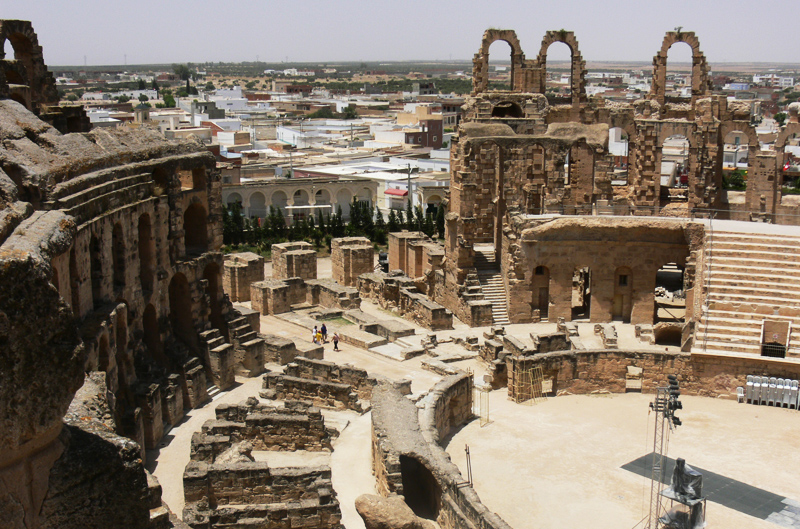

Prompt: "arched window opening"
[112,223,125,291]
[487,40,514,91]
[532,265,550,320]
[661,135,690,189]
[153,168,170,196]
[70,247,81,314]
[544,41,572,105]
[357,187,372,208]
[90,234,103,309]
[399,455,440,520]
[1,38,11,60]
[226,192,243,207]
[608,128,629,184]
[184,203,208,255]
[665,42,693,101]
[491,101,523,118]
[654,263,685,325]
[571,266,591,321]
[138,214,155,292]
[169,273,196,351]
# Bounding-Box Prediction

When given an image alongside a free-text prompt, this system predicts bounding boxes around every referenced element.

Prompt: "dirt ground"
[445,391,800,529]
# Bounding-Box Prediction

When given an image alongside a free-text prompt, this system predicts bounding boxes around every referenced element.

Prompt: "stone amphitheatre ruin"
[1,19,800,529]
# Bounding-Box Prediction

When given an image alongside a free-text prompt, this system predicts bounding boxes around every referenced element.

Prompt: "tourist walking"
[321,323,328,343]
[312,325,318,344]
[332,333,340,351]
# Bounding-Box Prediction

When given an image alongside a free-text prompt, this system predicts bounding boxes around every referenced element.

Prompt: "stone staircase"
[227,315,267,377]
[694,231,800,356]
[474,246,510,325]
[198,328,235,390]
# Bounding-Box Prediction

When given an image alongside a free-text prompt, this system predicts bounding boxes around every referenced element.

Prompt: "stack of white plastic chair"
[746,375,755,404]
[776,379,785,407]
[784,379,795,408]
[791,380,799,410]
[767,377,777,406]
[753,376,763,405]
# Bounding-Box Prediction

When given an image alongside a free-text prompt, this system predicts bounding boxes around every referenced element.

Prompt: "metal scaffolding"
[512,362,547,405]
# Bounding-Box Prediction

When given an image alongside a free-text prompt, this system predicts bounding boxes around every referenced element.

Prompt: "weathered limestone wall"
[262,370,367,413]
[251,277,361,315]
[506,349,800,400]
[331,236,373,287]
[272,241,317,280]
[284,356,376,401]
[358,272,453,330]
[223,252,264,302]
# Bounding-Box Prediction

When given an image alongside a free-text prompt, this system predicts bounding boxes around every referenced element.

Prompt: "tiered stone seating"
[694,231,800,356]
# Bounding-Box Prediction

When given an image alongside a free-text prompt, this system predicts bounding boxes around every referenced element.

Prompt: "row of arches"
[224,186,373,220]
[153,165,207,196]
[473,28,711,106]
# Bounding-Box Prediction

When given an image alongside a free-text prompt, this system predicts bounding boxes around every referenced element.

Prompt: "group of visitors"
[312,323,340,351]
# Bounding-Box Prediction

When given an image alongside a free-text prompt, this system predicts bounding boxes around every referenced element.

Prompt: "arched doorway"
[532,265,550,320]
[249,191,267,219]
[655,263,686,324]
[184,203,208,255]
[399,455,440,520]
[169,273,196,351]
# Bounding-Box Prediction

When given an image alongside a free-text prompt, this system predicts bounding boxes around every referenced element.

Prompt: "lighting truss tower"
[646,375,682,529]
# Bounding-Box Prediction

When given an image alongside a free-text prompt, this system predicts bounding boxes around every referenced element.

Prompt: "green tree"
[173,63,192,81]
[342,104,359,120]
[65,93,79,102]
[388,209,399,232]
[116,95,130,103]
[138,94,149,102]
[405,200,414,231]
[775,112,788,127]
[205,81,216,91]
[151,79,159,91]
[374,205,387,244]
[246,80,257,90]
[137,79,146,90]
[423,211,435,238]
[414,206,425,233]
[396,208,404,229]
[162,91,176,108]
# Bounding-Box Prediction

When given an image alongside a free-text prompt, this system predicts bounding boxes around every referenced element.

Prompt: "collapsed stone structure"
[0,20,265,527]
[183,398,342,529]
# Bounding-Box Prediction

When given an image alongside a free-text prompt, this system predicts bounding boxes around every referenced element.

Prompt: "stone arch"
[0,20,58,113]
[536,30,587,104]
[138,213,155,293]
[168,272,196,350]
[249,191,267,218]
[649,31,712,106]
[399,455,441,519]
[472,29,526,94]
[314,187,331,206]
[357,187,372,206]
[112,222,125,291]
[491,101,524,118]
[90,233,103,309]
[203,262,227,341]
[292,188,310,206]
[225,192,242,207]
[184,202,208,255]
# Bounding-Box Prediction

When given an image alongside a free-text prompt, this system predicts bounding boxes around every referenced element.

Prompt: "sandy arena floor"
[445,391,800,529]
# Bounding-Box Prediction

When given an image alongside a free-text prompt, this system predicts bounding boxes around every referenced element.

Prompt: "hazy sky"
[3,0,799,66]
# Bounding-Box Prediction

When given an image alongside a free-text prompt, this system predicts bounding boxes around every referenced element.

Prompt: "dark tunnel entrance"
[400,455,440,520]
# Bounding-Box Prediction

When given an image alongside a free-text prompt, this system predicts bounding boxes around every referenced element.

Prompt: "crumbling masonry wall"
[331,236,373,287]
[223,251,264,302]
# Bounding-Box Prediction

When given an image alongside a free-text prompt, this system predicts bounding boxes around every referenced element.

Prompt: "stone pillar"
[223,252,265,302]
[331,237,374,287]
[271,241,317,280]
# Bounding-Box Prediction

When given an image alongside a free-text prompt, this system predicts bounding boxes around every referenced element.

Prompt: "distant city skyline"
[3,0,800,67]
